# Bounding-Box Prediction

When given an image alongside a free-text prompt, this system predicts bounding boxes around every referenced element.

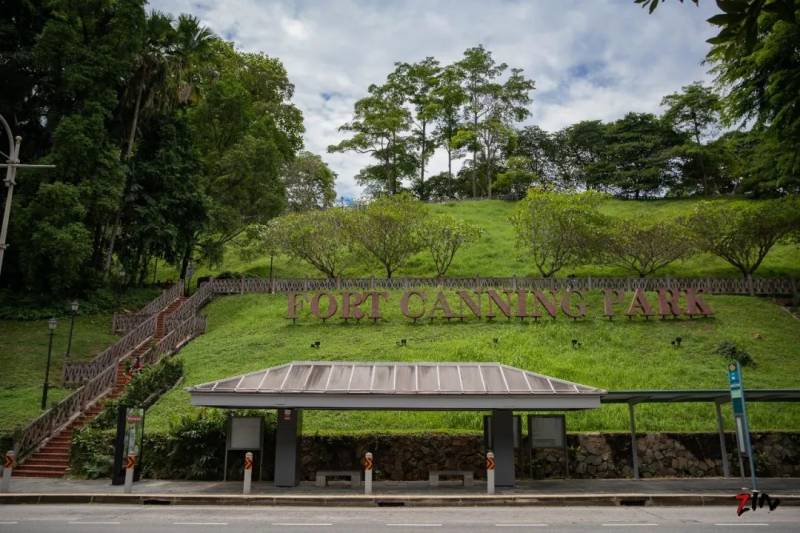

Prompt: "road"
[0,505,797,532]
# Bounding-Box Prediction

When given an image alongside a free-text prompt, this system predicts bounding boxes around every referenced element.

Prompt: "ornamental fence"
[205,275,798,297]
[62,314,157,386]
[111,281,184,333]
[14,364,117,460]
[143,315,207,368]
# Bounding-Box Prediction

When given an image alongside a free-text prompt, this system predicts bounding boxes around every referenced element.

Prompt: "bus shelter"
[187,361,606,487]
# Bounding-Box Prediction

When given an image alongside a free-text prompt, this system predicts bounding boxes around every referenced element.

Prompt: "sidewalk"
[2,477,799,506]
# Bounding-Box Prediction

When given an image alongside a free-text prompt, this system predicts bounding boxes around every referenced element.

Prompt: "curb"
[2,493,799,507]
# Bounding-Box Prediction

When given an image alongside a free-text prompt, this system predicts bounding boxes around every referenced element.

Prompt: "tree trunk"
[419,121,426,199]
[103,83,144,278]
[447,145,453,198]
[486,150,492,199]
[179,243,192,280]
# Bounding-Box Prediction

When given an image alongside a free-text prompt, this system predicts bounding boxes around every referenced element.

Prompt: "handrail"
[112,281,184,333]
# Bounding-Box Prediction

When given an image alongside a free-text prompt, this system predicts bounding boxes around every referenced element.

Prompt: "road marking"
[714,522,769,527]
[272,522,333,527]
[174,522,229,526]
[602,524,658,527]
[68,522,121,525]
[495,524,549,527]
[0,522,20,525]
[386,525,442,528]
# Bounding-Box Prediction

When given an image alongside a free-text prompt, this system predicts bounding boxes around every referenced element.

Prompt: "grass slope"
[0,315,119,433]
[147,291,800,435]
[159,198,800,283]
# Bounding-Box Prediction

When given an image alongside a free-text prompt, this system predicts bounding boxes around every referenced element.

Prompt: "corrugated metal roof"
[187,361,605,396]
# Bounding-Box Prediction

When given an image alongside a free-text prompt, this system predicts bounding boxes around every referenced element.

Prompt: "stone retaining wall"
[298,432,800,481]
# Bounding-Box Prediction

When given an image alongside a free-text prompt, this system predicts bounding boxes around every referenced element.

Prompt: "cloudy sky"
[150,0,720,199]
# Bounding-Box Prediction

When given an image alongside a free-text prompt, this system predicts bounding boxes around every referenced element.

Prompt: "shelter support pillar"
[491,409,515,487]
[628,403,640,480]
[275,408,302,487]
[715,401,731,478]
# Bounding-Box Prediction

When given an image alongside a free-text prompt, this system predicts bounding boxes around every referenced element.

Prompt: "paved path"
[0,504,798,532]
[5,476,800,495]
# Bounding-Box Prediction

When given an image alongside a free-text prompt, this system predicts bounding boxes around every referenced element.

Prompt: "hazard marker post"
[486,451,496,495]
[243,452,253,495]
[124,452,137,494]
[364,452,373,495]
[1,451,15,493]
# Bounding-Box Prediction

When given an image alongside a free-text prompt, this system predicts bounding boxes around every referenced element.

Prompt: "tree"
[510,189,606,277]
[600,113,682,198]
[430,65,467,197]
[388,58,441,198]
[268,209,351,278]
[329,83,413,195]
[456,45,535,198]
[685,197,800,277]
[419,215,482,277]
[495,156,543,199]
[661,82,723,195]
[346,194,427,278]
[600,219,692,277]
[283,151,336,212]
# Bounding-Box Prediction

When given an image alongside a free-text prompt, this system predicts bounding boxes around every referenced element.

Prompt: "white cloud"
[150,0,720,198]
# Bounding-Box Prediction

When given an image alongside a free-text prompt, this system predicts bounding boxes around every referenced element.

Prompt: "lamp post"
[65,300,79,358]
[185,260,194,297]
[0,113,55,278]
[41,318,57,410]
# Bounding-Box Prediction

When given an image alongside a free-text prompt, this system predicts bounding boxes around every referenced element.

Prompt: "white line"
[602,524,658,527]
[714,522,769,527]
[0,522,19,525]
[272,522,333,527]
[68,522,121,525]
[174,522,229,526]
[386,525,442,528]
[495,524,549,528]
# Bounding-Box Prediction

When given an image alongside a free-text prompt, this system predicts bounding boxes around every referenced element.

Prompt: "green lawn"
[0,315,119,433]
[160,198,800,282]
[147,290,800,435]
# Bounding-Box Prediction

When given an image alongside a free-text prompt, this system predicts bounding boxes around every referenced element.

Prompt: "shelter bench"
[315,470,361,488]
[429,470,474,487]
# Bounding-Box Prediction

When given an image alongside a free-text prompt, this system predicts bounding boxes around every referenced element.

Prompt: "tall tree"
[329,83,413,195]
[456,46,535,198]
[388,57,441,198]
[430,65,467,197]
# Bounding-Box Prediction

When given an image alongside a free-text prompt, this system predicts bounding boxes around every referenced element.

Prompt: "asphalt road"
[0,505,798,532]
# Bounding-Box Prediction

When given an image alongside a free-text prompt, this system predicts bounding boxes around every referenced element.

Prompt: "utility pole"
[0,113,56,277]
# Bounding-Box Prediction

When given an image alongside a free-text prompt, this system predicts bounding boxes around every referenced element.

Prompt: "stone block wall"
[298,432,800,481]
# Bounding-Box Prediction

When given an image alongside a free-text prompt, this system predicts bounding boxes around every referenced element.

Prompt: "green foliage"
[685,197,800,276]
[92,358,184,429]
[0,286,159,321]
[265,209,352,278]
[600,219,692,277]
[419,215,482,277]
[346,194,428,278]
[715,340,755,368]
[71,426,116,479]
[283,151,337,211]
[511,190,607,277]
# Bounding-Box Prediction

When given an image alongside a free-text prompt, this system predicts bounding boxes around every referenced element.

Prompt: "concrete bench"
[315,470,361,488]
[429,470,474,487]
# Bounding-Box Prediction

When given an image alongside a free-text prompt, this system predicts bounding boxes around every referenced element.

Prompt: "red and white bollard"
[124,452,137,494]
[1,451,15,493]
[364,452,373,495]
[486,451,496,495]
[243,452,253,495]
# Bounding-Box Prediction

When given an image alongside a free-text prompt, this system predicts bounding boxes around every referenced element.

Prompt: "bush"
[0,286,160,320]
[71,426,116,479]
[92,358,184,429]
[715,340,755,368]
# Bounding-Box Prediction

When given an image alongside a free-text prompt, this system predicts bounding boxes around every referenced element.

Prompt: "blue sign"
[728,361,758,490]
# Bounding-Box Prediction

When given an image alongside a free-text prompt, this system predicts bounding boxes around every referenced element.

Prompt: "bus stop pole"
[628,403,640,480]
[714,401,731,478]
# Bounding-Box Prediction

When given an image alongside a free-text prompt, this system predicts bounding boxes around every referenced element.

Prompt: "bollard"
[124,452,137,494]
[1,451,15,493]
[486,451,495,495]
[243,452,253,495]
[364,452,373,495]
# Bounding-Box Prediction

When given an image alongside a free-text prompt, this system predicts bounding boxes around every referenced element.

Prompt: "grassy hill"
[159,198,800,283]
[147,290,800,435]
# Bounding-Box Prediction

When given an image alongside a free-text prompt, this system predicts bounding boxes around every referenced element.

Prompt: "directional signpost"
[728,361,758,490]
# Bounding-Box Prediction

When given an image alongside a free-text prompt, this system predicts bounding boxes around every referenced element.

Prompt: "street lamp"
[41,317,57,410]
[185,260,194,296]
[0,113,55,278]
[65,300,79,358]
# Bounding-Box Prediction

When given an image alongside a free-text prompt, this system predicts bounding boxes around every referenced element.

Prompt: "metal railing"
[111,281,184,333]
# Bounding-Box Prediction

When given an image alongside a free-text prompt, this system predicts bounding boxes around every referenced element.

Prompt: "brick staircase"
[12,297,186,478]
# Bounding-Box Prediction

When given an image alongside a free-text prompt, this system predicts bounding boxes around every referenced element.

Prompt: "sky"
[150,0,721,200]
